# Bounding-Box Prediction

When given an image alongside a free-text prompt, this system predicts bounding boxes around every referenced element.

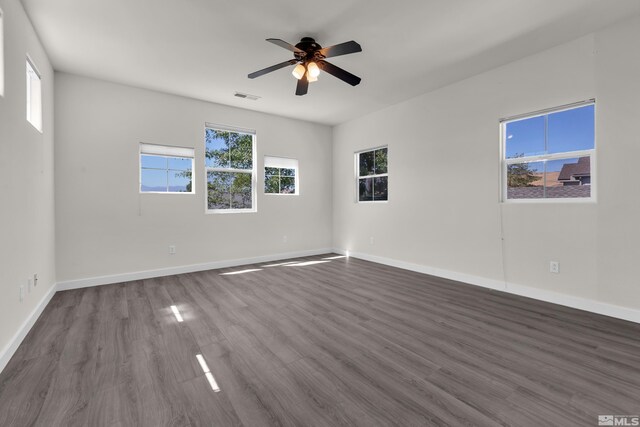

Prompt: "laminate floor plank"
[93,316,131,393]
[124,280,147,300]
[0,356,58,426]
[9,304,76,362]
[142,276,177,312]
[2,254,640,426]
[128,333,193,427]
[126,295,162,341]
[96,282,129,319]
[198,339,284,427]
[178,375,243,427]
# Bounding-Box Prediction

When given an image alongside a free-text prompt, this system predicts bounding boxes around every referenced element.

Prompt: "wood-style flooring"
[0,254,639,426]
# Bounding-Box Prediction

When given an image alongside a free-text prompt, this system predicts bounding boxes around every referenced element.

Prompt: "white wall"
[0,0,55,363]
[333,16,640,312]
[54,73,332,283]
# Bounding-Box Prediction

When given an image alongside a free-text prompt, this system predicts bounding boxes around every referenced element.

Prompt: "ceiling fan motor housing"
[294,37,325,62]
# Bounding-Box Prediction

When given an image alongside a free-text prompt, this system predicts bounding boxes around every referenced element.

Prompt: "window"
[0,8,4,97]
[26,57,42,132]
[264,156,298,195]
[139,143,194,193]
[502,102,595,201]
[205,125,255,212]
[357,147,388,202]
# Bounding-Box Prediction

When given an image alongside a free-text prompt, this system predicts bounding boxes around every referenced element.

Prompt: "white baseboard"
[1,248,332,375]
[56,248,333,291]
[0,284,56,374]
[4,246,637,377]
[335,248,640,324]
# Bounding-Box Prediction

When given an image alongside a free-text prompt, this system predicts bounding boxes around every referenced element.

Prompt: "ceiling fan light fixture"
[307,71,318,83]
[292,63,305,80]
[307,61,320,78]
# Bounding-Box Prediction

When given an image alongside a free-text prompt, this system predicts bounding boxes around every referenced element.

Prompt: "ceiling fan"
[248,37,362,96]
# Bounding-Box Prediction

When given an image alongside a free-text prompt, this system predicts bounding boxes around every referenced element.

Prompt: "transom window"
[205,125,256,212]
[357,147,388,202]
[139,143,194,193]
[26,57,42,132]
[502,102,595,201]
[264,156,298,195]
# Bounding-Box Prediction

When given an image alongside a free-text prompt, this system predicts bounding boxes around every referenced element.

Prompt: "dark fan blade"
[318,60,361,86]
[319,40,361,58]
[267,38,306,56]
[295,75,309,96]
[248,59,297,79]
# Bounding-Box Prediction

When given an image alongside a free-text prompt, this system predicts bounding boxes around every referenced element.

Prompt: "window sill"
[206,208,257,215]
[501,198,596,204]
[27,121,43,133]
[140,191,195,195]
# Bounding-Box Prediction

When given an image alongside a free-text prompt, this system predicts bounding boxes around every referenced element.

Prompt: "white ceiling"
[20,0,640,125]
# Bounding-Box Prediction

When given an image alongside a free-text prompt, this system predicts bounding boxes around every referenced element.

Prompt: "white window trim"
[500,100,596,203]
[264,156,299,196]
[26,55,42,133]
[355,145,389,203]
[139,143,195,194]
[204,125,257,214]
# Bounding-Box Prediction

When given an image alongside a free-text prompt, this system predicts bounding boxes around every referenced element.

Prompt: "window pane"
[168,170,192,192]
[168,157,191,171]
[545,157,591,198]
[281,168,295,177]
[505,116,545,159]
[207,171,232,209]
[230,133,253,170]
[374,148,388,174]
[359,178,374,201]
[373,176,388,200]
[280,176,295,194]
[230,173,252,209]
[141,155,167,169]
[506,161,544,199]
[141,169,167,192]
[205,128,230,168]
[208,171,252,209]
[26,60,42,131]
[359,151,375,176]
[265,167,279,176]
[547,105,594,154]
[265,175,279,193]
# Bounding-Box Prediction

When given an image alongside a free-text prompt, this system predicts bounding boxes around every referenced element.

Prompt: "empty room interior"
[2,0,640,425]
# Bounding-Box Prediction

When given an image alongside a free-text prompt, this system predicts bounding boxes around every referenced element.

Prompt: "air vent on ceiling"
[234,92,261,101]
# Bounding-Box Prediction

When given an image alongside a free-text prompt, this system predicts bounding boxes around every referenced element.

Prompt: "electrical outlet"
[550,261,560,274]
[369,236,375,245]
[169,245,176,255]
[33,273,38,287]
[283,235,288,243]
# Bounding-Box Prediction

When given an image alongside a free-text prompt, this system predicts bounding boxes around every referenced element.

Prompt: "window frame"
[204,124,257,214]
[500,100,596,203]
[139,143,195,194]
[264,156,299,196]
[26,56,42,132]
[355,145,389,203]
